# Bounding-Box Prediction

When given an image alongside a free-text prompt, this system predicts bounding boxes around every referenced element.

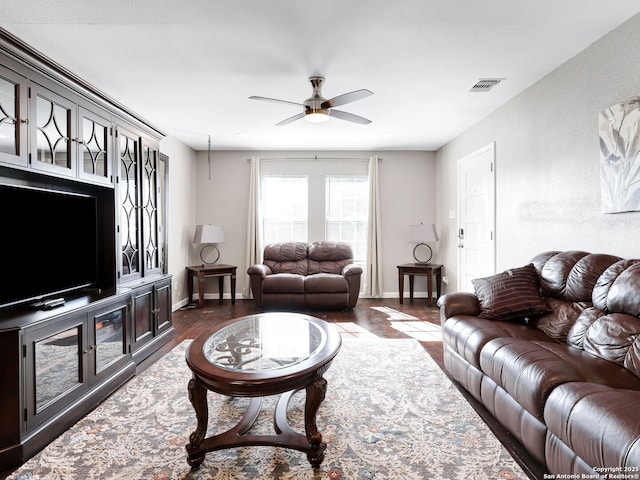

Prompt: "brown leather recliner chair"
[247,241,362,309]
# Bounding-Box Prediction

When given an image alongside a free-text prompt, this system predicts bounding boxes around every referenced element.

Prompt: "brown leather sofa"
[247,241,362,309]
[438,251,640,476]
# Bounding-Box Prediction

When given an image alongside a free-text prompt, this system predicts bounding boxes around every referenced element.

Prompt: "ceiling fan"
[249,76,373,126]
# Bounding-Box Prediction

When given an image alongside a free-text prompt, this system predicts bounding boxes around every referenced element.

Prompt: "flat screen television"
[0,183,100,310]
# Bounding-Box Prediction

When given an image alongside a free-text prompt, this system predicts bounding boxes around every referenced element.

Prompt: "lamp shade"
[193,224,226,244]
[408,224,438,243]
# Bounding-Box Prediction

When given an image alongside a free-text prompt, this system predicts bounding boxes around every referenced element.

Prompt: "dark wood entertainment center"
[0,28,174,471]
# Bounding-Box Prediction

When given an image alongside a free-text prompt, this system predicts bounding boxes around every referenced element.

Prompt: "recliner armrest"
[342,264,363,277]
[342,263,362,309]
[438,292,481,318]
[247,264,272,278]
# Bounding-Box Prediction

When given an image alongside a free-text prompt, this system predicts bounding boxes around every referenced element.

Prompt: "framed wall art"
[599,95,640,213]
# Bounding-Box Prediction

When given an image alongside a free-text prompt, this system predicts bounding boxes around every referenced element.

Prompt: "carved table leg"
[186,376,209,469]
[305,377,328,468]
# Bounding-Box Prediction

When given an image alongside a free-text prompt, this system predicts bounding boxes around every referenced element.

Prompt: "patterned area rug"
[9,339,527,480]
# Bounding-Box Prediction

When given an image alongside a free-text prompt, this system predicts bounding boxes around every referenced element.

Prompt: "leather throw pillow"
[472,264,550,321]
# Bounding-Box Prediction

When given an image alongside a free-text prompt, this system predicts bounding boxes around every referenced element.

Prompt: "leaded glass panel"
[81,113,108,179]
[0,76,18,156]
[36,94,71,168]
[142,143,159,271]
[119,131,139,276]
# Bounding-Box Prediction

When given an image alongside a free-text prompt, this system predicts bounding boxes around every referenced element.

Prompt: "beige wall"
[184,150,436,304]
[158,136,198,308]
[435,13,640,292]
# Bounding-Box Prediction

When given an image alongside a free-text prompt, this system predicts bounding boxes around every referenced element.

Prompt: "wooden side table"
[397,263,443,307]
[186,264,237,308]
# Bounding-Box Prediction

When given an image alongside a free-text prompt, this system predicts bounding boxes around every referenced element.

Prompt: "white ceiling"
[2,1,640,151]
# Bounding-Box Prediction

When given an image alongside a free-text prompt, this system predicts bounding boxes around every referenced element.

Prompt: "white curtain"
[243,156,263,298]
[365,155,383,296]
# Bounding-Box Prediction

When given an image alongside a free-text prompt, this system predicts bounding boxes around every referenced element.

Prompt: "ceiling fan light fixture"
[304,109,330,123]
[250,76,372,126]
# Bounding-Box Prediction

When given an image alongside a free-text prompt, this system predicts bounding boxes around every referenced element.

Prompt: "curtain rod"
[246,155,382,162]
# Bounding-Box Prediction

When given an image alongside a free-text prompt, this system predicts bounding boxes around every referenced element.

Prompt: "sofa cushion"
[533,298,590,342]
[568,308,640,379]
[262,273,305,294]
[442,316,552,369]
[532,251,621,302]
[566,307,606,347]
[308,241,354,275]
[591,259,640,311]
[304,273,349,293]
[479,338,640,420]
[472,264,550,321]
[594,260,640,315]
[545,383,640,471]
[263,242,309,275]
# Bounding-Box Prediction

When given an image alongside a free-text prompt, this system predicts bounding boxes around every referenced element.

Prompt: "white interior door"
[457,143,496,292]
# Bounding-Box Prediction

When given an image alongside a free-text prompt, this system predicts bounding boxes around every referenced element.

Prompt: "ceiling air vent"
[469,78,505,93]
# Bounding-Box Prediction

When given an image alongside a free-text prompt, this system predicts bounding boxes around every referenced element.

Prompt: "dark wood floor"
[140,297,444,371]
[141,297,544,480]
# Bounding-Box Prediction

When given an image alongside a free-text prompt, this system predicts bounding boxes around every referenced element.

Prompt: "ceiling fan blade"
[249,96,304,108]
[322,89,373,109]
[329,109,372,125]
[276,112,305,126]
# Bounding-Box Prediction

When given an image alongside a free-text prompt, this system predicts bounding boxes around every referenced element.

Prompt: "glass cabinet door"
[92,303,127,380]
[25,318,87,430]
[118,126,141,281]
[0,65,28,166]
[34,326,82,411]
[79,107,111,185]
[141,138,161,275]
[117,125,165,284]
[30,83,76,176]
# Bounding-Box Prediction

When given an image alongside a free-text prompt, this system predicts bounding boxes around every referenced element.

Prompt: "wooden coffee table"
[185,312,342,470]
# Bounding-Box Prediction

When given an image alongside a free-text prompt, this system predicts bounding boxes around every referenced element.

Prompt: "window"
[261,175,308,244]
[259,160,369,259]
[325,175,369,262]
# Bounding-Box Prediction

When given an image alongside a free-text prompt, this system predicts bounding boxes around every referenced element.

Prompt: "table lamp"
[193,224,226,264]
[408,223,438,263]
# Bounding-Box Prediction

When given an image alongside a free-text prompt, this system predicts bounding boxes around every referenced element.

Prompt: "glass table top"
[203,314,327,372]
